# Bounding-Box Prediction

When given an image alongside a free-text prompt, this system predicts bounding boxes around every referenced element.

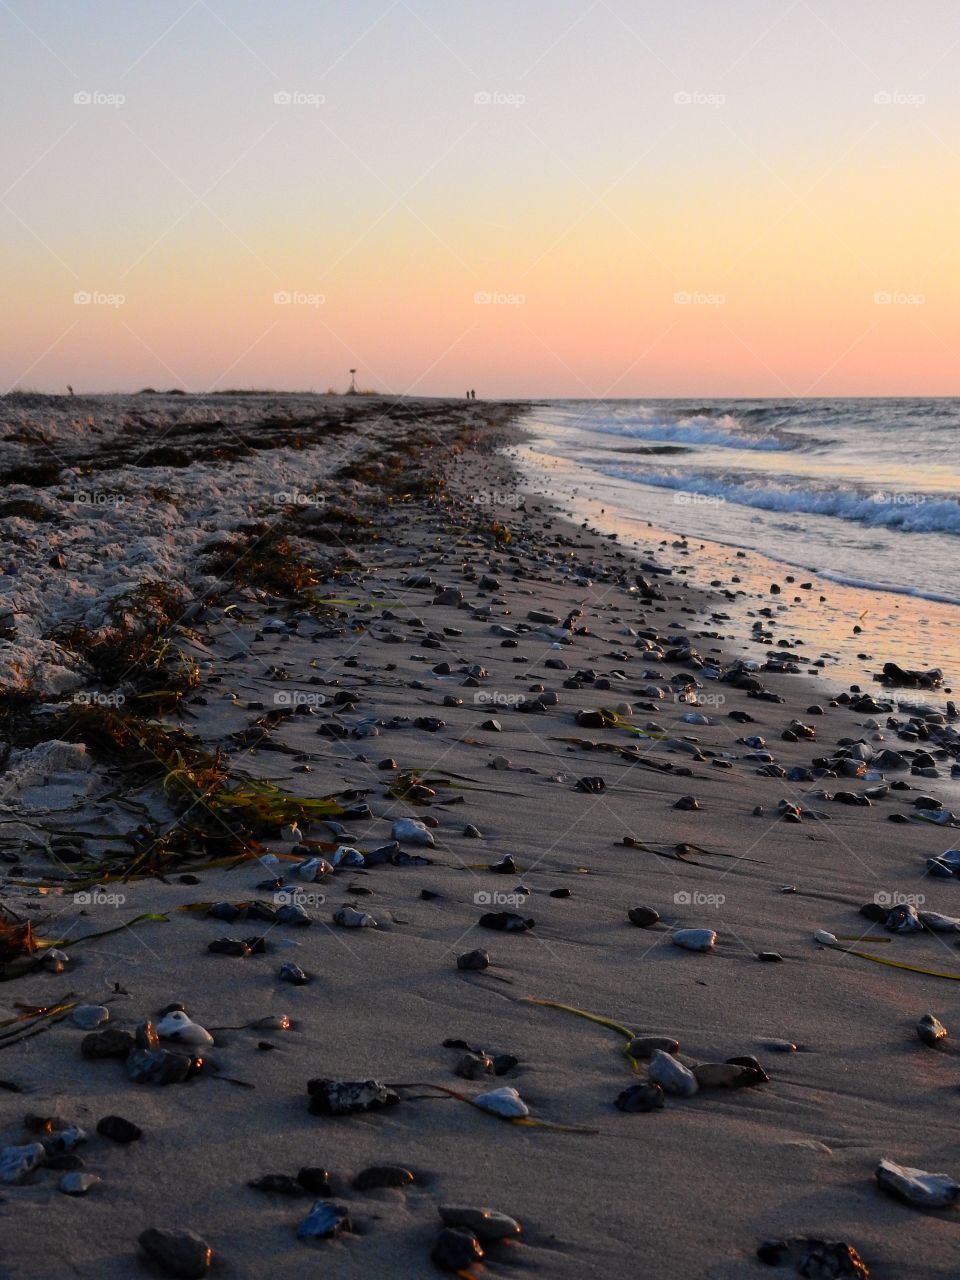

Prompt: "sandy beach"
[1,394,959,1279]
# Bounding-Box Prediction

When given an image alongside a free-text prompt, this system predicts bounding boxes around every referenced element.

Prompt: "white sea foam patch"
[584,413,798,452]
[627,471,960,535]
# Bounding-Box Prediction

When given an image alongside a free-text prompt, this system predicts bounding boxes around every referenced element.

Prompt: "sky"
[2,0,959,398]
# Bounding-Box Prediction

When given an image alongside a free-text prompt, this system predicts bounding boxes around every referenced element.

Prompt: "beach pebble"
[627,1035,680,1060]
[472,1086,529,1118]
[463,824,482,838]
[297,1168,332,1196]
[439,1204,522,1242]
[248,1174,308,1196]
[155,1011,214,1048]
[307,1078,400,1117]
[432,1228,484,1272]
[489,855,517,874]
[457,949,490,970]
[478,911,534,932]
[392,817,435,846]
[615,1082,665,1112]
[279,962,311,985]
[875,1157,960,1208]
[917,1013,948,1046]
[333,905,377,928]
[81,1027,135,1060]
[297,1201,350,1239]
[757,951,783,962]
[757,1237,869,1277]
[456,1052,495,1079]
[694,1063,752,1090]
[353,1165,415,1190]
[628,906,660,928]
[672,928,717,952]
[138,1228,213,1278]
[59,1171,100,1195]
[126,1047,194,1086]
[96,1115,142,1144]
[0,1143,45,1184]
[71,1005,110,1031]
[648,1049,698,1097]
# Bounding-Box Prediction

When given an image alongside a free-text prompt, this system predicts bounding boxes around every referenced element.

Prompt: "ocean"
[522,398,960,607]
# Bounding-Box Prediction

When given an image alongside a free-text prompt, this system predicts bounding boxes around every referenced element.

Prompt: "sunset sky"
[2,0,958,397]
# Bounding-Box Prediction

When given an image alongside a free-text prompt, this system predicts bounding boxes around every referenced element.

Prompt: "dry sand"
[0,395,958,1279]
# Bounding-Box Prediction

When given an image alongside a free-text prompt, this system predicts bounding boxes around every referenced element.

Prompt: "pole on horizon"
[348,368,358,395]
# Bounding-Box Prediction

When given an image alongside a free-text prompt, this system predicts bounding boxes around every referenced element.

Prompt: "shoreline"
[1,396,959,1278]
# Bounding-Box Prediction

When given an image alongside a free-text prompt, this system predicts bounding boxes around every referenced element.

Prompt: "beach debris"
[439,1204,521,1242]
[0,1142,45,1184]
[126,1047,196,1086]
[575,776,606,793]
[628,906,660,928]
[59,1171,101,1195]
[648,1049,698,1097]
[615,1082,665,1112]
[97,1115,142,1143]
[694,1063,753,1089]
[391,817,435,846]
[757,1236,869,1277]
[138,1228,213,1278]
[478,911,534,932]
[82,1028,135,1060]
[457,949,490,970]
[297,1201,351,1239]
[248,1174,308,1196]
[472,1086,529,1118]
[917,1013,948,1046]
[279,962,311,985]
[456,1052,495,1079]
[333,905,377,928]
[672,928,717,952]
[307,1078,399,1117]
[432,1227,484,1272]
[156,1010,214,1047]
[353,1165,414,1190]
[875,1157,959,1208]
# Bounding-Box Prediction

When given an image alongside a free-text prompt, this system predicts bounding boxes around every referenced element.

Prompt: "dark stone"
[352,1165,415,1190]
[432,1228,484,1272]
[615,1082,665,1113]
[628,906,660,928]
[96,1115,142,1143]
[138,1228,213,1279]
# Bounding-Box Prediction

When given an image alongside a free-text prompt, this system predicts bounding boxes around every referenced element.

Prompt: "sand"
[0,394,958,1279]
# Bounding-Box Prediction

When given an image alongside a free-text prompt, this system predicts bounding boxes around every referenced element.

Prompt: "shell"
[155,1011,214,1048]
[472,1086,528,1118]
[876,1157,960,1208]
[307,1078,399,1116]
